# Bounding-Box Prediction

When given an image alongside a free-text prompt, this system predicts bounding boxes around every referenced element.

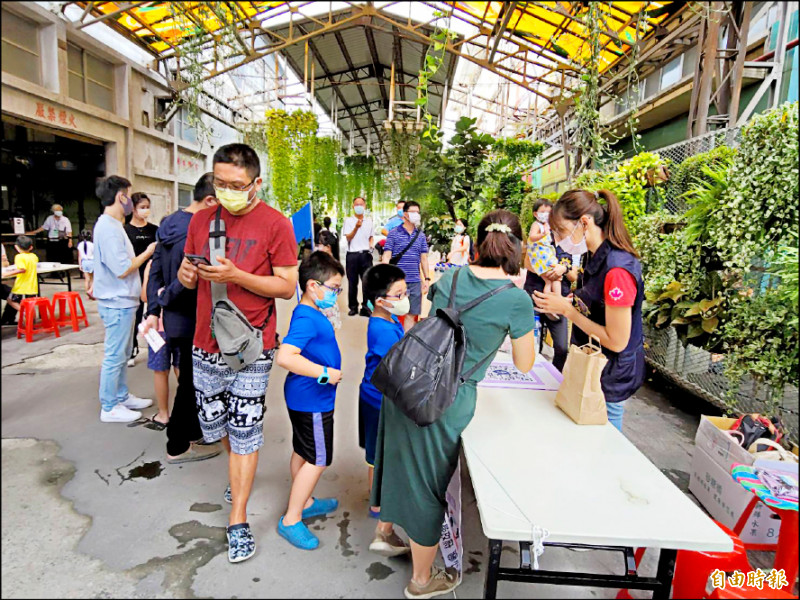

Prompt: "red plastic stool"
[16,297,61,343]
[52,291,89,332]
[616,522,751,600]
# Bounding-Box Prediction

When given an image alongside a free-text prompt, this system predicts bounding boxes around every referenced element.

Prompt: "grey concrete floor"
[0,275,771,599]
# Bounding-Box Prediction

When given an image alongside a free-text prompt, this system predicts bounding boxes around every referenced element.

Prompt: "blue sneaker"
[226,523,256,563]
[278,516,319,550]
[368,508,380,519]
[301,497,339,520]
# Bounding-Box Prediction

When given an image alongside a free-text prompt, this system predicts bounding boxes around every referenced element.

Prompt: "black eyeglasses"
[315,281,343,296]
[213,177,256,192]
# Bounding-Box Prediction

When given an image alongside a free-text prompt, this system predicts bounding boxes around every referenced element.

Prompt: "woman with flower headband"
[369,210,537,599]
[532,189,645,432]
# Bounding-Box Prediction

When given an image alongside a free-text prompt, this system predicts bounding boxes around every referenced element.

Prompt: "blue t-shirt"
[359,315,405,408]
[283,304,342,413]
[384,225,429,283]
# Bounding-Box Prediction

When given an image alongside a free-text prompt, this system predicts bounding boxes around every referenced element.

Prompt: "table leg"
[484,539,503,600]
[66,271,72,292]
[773,509,798,591]
[653,548,676,600]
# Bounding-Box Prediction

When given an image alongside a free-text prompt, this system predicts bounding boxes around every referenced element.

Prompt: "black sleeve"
[145,241,165,318]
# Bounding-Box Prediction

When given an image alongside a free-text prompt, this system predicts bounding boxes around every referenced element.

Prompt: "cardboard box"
[689,445,788,548]
[694,415,755,474]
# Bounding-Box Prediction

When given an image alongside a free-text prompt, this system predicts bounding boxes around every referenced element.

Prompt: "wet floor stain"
[125,461,164,481]
[337,511,354,557]
[366,562,395,581]
[252,578,260,583]
[312,525,322,530]
[190,502,222,513]
[128,520,228,599]
[469,550,483,556]
[306,514,329,524]
[465,557,481,574]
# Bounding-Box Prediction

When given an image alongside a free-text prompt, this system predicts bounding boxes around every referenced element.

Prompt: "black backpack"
[370,268,514,427]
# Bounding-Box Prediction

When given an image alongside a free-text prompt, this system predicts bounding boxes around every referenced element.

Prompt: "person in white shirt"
[27,204,73,264]
[342,197,374,317]
[448,217,471,266]
[77,229,95,300]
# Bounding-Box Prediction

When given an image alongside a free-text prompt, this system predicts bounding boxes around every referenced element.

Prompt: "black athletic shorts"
[288,408,334,467]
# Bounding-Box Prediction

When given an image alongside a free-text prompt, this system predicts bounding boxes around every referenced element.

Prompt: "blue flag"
[290,202,314,246]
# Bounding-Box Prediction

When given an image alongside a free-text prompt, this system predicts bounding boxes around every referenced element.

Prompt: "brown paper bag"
[554,335,609,425]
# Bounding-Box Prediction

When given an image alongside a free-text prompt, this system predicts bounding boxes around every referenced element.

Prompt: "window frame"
[66,42,115,112]
[659,54,685,91]
[1,9,42,85]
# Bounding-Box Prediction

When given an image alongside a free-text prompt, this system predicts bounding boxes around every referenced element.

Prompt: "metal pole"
[727,2,752,126]
[389,60,396,122]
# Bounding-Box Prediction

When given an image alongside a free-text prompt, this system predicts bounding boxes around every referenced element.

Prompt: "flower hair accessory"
[486,223,512,234]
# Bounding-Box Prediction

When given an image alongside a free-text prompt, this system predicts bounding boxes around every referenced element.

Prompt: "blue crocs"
[301,497,339,520]
[278,516,319,550]
[226,523,256,563]
[368,508,380,519]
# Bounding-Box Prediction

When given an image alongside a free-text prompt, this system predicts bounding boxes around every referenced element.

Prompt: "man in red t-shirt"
[178,143,298,564]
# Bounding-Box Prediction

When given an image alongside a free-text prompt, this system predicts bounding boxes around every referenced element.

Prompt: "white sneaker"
[122,393,153,410]
[100,404,142,423]
[127,358,135,367]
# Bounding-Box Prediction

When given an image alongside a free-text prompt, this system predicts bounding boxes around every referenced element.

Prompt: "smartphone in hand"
[185,254,211,267]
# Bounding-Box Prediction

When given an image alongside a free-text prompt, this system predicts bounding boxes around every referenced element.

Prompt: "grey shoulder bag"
[209,207,264,371]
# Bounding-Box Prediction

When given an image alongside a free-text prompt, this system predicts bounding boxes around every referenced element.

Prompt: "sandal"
[144,416,169,431]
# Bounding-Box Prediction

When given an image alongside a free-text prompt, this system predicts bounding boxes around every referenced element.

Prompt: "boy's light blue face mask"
[314,284,338,310]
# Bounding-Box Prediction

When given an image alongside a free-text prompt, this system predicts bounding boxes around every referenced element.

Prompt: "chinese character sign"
[34,103,77,129]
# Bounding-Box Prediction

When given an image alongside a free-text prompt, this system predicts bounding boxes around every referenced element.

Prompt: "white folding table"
[3,263,81,292]
[462,383,733,599]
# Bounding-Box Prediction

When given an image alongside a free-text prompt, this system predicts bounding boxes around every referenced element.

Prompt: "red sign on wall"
[35,102,77,129]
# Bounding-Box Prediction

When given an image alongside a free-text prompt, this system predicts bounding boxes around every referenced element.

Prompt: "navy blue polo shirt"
[385,225,429,283]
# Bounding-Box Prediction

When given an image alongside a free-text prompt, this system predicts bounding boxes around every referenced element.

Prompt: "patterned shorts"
[192,347,274,455]
[527,241,558,276]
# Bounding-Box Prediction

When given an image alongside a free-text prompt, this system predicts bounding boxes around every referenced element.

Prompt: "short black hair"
[533,198,552,213]
[213,143,260,180]
[363,264,406,305]
[194,172,216,202]
[96,175,132,207]
[404,200,420,213]
[131,192,150,208]
[299,251,344,292]
[318,230,336,249]
[396,199,406,207]
[456,217,468,228]
[323,216,332,229]
[79,229,92,242]
[16,235,33,250]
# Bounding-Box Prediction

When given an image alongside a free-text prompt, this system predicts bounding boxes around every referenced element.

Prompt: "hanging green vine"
[416,8,455,139]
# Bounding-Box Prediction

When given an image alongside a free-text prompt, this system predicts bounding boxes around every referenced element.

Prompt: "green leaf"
[687,323,705,339]
[702,316,719,333]
[683,304,703,317]
[670,317,690,325]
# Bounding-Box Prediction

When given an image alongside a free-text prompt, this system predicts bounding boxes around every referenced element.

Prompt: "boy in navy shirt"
[276,251,344,550]
[361,264,411,558]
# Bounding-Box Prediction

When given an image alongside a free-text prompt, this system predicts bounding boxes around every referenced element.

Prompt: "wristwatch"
[317,366,330,385]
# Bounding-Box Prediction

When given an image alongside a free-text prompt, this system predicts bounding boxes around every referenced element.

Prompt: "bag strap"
[209,206,227,305]
[392,228,421,263]
[748,438,796,461]
[447,267,462,308]
[457,279,516,383]
[579,334,603,356]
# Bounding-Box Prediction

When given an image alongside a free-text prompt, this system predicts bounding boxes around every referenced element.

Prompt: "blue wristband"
[316,366,329,385]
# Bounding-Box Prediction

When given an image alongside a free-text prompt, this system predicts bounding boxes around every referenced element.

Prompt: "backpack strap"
[447,267,462,309]
[209,206,226,305]
[390,228,421,264]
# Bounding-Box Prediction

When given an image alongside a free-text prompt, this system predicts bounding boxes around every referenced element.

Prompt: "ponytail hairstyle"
[475,209,524,275]
[551,189,639,258]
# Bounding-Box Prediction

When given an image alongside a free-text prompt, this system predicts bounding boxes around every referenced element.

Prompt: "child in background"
[276,251,345,550]
[77,229,95,300]
[314,230,342,330]
[1,236,39,325]
[527,199,560,318]
[361,264,411,558]
[141,259,176,429]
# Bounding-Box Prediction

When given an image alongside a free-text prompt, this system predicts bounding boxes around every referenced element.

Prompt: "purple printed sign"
[479,356,563,390]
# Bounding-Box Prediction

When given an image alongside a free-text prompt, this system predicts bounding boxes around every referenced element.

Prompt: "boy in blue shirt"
[361,264,411,558]
[276,251,344,550]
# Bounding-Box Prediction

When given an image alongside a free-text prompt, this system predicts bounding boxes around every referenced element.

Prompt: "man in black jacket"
[142,173,221,463]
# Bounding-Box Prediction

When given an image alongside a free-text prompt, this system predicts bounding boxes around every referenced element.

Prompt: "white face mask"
[454,225,465,234]
[536,212,549,223]
[381,296,410,316]
[53,211,63,218]
[138,208,151,219]
[407,212,421,226]
[354,205,365,216]
[556,221,588,255]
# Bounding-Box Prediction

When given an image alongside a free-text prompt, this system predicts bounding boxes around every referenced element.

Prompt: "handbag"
[554,334,608,425]
[748,438,798,463]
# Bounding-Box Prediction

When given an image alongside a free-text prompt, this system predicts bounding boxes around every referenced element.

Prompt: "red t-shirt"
[604,267,637,307]
[184,203,298,353]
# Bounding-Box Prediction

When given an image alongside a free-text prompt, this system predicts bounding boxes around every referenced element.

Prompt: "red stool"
[52,291,89,332]
[16,297,60,343]
[616,522,751,600]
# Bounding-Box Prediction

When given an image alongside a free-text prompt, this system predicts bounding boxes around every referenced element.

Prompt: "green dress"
[370,267,536,546]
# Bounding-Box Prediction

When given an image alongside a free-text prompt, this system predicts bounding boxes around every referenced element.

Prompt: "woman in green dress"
[369,210,537,599]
